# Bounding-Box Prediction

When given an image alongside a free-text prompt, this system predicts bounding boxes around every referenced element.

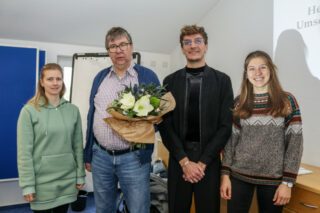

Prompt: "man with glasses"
[159,25,234,212]
[84,27,160,213]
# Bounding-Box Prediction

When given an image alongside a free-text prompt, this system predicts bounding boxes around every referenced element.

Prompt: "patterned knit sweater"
[221,93,303,185]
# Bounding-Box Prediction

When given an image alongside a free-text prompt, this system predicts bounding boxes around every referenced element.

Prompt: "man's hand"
[182,161,205,183]
[85,163,92,172]
[197,161,207,171]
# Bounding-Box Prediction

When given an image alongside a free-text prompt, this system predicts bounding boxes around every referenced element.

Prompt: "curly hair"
[179,25,208,47]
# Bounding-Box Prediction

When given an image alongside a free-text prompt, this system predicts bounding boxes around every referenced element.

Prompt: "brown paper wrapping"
[104,92,176,144]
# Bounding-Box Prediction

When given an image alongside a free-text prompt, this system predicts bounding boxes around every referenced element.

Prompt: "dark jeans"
[33,204,69,213]
[228,177,283,213]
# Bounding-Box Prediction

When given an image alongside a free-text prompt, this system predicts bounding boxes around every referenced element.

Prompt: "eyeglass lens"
[108,43,130,52]
[183,38,204,46]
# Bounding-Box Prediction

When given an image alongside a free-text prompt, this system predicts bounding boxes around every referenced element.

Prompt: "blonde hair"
[28,63,66,110]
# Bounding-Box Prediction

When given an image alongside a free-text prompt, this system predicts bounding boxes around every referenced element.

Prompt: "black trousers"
[33,203,69,213]
[168,148,221,213]
[228,177,283,213]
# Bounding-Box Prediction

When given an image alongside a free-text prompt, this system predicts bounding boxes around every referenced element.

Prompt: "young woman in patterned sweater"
[220,50,303,213]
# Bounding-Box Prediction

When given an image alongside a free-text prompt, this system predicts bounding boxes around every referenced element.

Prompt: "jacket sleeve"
[84,70,104,163]
[158,77,187,162]
[149,70,160,86]
[282,94,303,183]
[199,75,234,165]
[17,106,36,195]
[73,108,86,184]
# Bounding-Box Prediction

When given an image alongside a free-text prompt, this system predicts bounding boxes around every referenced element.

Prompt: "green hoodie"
[17,98,85,210]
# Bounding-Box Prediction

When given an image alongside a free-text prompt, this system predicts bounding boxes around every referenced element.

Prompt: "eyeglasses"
[107,42,131,53]
[182,38,204,46]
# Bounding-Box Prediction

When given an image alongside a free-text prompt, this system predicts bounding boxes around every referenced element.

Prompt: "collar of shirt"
[108,62,137,79]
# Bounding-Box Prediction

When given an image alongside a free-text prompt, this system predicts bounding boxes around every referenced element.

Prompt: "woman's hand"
[273,184,291,205]
[85,163,92,172]
[76,184,85,190]
[24,193,36,202]
[220,175,232,200]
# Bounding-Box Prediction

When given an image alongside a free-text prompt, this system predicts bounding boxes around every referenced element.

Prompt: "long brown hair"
[234,50,290,118]
[28,63,66,110]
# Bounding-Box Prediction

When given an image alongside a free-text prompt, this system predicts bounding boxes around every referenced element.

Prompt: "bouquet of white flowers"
[104,84,175,143]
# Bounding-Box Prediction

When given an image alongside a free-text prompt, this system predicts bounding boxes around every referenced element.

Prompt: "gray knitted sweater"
[221,93,303,185]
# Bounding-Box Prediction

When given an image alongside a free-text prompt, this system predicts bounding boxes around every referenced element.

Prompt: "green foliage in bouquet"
[110,83,166,118]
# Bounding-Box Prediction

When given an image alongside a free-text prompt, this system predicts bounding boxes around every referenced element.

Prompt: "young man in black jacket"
[159,25,234,213]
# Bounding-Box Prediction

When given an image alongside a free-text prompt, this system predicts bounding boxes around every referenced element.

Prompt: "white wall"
[139,52,171,82]
[170,0,319,167]
[0,38,170,207]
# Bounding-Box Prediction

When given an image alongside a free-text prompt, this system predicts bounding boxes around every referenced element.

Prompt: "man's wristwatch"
[282,181,293,188]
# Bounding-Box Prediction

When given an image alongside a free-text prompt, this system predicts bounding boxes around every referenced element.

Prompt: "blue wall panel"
[0,46,38,180]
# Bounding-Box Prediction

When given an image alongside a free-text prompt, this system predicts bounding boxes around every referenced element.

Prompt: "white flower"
[133,95,154,117]
[119,92,135,110]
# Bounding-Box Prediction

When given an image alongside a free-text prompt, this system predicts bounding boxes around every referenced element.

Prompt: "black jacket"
[159,65,234,165]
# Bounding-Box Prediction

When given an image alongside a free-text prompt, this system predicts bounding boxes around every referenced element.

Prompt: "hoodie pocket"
[36,153,76,184]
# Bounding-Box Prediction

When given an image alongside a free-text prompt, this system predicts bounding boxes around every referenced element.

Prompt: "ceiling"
[0,0,219,54]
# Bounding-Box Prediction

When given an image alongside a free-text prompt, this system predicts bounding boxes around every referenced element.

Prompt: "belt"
[95,141,144,156]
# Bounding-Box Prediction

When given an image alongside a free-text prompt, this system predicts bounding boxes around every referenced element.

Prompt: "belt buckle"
[131,143,146,150]
[108,149,125,156]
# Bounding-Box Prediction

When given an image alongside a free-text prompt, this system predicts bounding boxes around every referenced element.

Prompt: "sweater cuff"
[282,171,298,184]
[22,186,35,196]
[282,176,297,184]
[77,177,85,185]
[221,165,231,176]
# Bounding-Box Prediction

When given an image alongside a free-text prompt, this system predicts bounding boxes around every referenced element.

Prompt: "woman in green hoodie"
[17,63,85,213]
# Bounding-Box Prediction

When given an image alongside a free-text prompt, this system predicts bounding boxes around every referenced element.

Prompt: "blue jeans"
[91,143,150,213]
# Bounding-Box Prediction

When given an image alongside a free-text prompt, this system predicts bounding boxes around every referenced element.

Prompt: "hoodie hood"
[39,97,69,109]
